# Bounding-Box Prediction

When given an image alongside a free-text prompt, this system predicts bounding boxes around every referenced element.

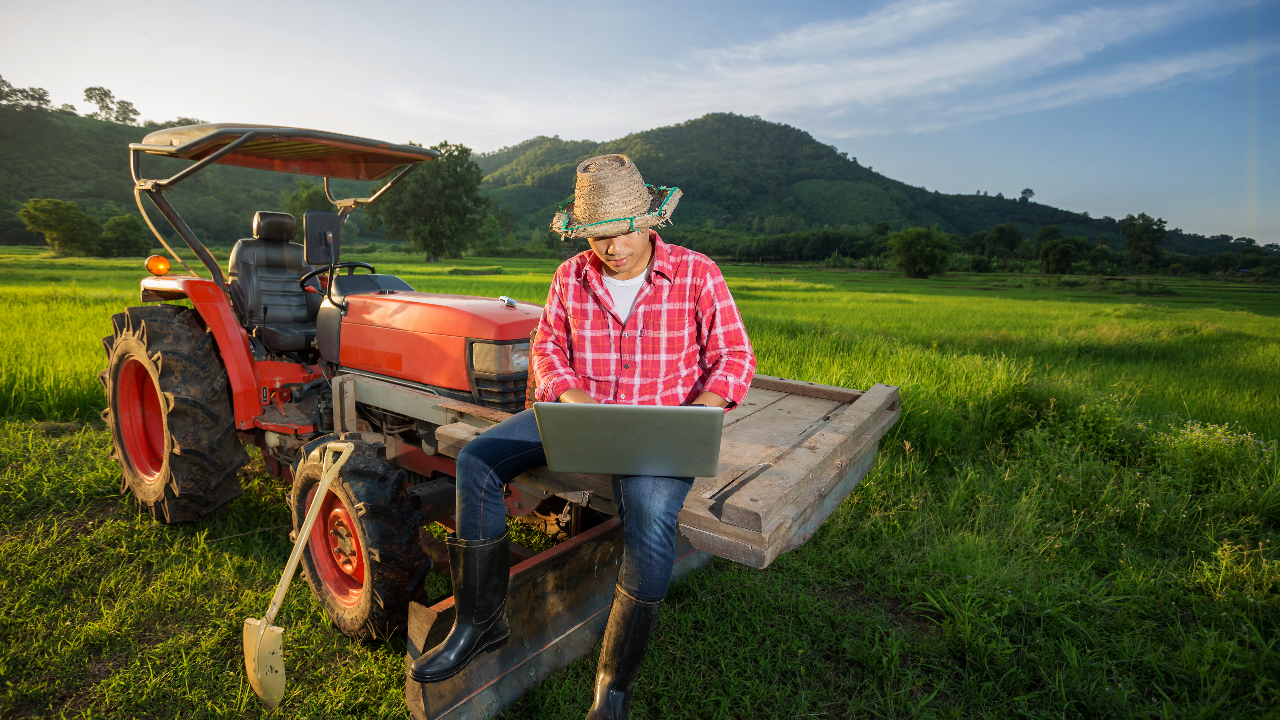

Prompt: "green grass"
[1,246,1278,718]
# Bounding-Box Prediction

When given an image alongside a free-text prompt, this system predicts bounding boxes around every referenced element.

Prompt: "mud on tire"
[100,305,247,524]
[290,434,426,641]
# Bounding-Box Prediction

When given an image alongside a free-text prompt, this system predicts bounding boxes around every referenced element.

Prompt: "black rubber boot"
[409,532,511,683]
[585,585,663,720]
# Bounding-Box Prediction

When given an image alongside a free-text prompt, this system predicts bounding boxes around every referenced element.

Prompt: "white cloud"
[508,0,1260,140]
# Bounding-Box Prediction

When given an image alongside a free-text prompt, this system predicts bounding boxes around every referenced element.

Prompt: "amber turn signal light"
[146,255,171,276]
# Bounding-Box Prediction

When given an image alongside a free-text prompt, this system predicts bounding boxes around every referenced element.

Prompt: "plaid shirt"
[533,232,756,409]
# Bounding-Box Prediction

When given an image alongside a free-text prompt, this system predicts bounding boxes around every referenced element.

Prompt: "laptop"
[533,402,725,477]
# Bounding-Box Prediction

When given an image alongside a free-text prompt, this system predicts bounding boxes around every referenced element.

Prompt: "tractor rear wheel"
[290,434,427,641]
[100,305,247,524]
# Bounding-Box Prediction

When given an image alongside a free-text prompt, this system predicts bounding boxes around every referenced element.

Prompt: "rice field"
[1,245,1278,718]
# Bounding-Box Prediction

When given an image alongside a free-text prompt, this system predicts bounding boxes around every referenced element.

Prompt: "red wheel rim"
[117,357,165,482]
[306,485,365,608]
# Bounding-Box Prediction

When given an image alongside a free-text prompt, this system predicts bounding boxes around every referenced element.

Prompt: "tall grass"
[0,288,130,421]
[1,251,1277,717]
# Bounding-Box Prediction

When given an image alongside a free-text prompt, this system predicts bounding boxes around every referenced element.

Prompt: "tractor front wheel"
[100,305,247,524]
[291,434,426,640]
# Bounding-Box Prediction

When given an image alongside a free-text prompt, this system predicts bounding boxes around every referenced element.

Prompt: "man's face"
[589,229,652,280]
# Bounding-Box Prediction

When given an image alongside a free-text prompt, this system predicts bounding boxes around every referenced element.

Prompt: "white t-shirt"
[602,266,650,323]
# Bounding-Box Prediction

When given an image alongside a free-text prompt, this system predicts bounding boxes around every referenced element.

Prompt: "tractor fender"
[140,275,262,428]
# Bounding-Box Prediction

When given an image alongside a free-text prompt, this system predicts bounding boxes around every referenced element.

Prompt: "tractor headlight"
[471,341,530,375]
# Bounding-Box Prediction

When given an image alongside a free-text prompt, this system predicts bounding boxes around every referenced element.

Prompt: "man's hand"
[558,388,598,404]
[691,391,728,408]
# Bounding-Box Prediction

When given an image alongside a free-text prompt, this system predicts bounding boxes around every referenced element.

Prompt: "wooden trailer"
[403,376,901,720]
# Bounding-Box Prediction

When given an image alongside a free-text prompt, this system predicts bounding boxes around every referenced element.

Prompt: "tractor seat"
[227,211,321,353]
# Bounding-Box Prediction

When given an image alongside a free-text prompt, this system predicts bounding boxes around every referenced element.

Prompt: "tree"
[985,221,1022,258]
[100,214,151,257]
[0,76,52,110]
[366,141,488,261]
[18,199,101,256]
[1033,225,1061,252]
[280,181,333,220]
[112,100,140,125]
[84,87,116,120]
[963,231,988,254]
[1039,239,1074,274]
[1019,188,1035,203]
[83,86,140,125]
[1120,213,1167,270]
[886,226,954,279]
[1087,244,1112,273]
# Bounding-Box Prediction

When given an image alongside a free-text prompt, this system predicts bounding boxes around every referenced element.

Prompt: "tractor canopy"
[132,124,439,181]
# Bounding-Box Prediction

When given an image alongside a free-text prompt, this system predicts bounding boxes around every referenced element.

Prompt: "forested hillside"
[477,113,1251,256]
[0,103,1260,258]
[0,106,379,245]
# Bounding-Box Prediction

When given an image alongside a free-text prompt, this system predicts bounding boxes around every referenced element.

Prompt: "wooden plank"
[433,423,617,515]
[717,385,900,533]
[677,405,899,568]
[761,407,899,563]
[721,387,788,429]
[435,423,483,459]
[435,400,512,427]
[750,374,863,404]
[692,393,843,500]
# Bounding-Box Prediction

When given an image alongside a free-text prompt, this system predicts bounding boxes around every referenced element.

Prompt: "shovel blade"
[243,618,285,707]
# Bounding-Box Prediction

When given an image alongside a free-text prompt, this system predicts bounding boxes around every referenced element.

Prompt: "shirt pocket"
[638,313,695,361]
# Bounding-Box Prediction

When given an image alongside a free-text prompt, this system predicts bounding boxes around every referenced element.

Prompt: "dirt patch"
[33,421,85,436]
[9,650,130,719]
[823,586,938,638]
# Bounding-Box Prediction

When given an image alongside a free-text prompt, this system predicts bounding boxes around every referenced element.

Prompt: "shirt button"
[623,363,630,369]
[623,332,629,337]
[620,393,625,399]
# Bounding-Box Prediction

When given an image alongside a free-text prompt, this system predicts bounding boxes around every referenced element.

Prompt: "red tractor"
[102,124,542,638]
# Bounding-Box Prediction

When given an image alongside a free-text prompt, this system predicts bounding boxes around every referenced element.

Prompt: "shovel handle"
[262,441,355,627]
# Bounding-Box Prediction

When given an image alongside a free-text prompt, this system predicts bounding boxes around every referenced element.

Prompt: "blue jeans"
[455,409,693,600]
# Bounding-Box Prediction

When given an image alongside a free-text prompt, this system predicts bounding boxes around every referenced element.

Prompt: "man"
[410,154,755,719]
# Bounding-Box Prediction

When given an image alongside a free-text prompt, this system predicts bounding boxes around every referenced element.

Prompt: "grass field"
[1,245,1278,718]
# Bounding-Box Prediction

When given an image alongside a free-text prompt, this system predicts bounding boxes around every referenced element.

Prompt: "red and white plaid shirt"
[533,232,756,409]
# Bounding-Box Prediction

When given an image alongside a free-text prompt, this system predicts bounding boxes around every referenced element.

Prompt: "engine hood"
[342,292,542,340]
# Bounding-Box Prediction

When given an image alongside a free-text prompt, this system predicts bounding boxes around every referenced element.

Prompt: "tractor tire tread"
[290,434,426,641]
[102,304,246,525]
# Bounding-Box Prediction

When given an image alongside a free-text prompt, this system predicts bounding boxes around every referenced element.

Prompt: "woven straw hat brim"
[551,185,682,239]
[549,153,682,239]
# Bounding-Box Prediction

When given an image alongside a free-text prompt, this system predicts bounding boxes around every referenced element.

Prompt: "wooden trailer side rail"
[432,376,900,569]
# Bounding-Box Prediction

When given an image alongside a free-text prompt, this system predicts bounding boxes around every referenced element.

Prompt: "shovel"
[243,441,354,708]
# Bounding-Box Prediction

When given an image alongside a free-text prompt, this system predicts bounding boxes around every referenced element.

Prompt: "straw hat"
[550,154,682,239]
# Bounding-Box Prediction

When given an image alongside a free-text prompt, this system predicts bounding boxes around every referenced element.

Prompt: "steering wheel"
[298,262,377,290]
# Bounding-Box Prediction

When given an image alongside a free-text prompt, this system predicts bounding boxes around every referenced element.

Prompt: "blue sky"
[2,0,1275,241]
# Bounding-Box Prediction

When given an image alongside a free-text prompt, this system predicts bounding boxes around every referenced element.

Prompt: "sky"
[2,0,1276,241]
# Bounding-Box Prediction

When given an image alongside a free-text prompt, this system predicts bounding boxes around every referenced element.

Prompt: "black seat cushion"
[253,211,296,242]
[260,323,316,352]
[228,215,321,353]
[228,240,320,325]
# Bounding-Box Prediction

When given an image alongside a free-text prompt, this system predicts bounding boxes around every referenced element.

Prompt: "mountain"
[476,113,1249,255]
[0,106,379,245]
[0,106,1255,256]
